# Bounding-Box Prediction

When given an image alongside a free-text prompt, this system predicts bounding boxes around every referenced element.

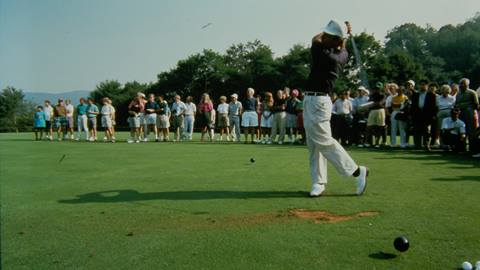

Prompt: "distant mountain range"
[24,90,91,105]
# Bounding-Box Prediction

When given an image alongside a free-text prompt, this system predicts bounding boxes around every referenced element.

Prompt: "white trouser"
[77,115,88,139]
[303,95,358,185]
[183,115,195,139]
[390,111,408,147]
[271,111,286,142]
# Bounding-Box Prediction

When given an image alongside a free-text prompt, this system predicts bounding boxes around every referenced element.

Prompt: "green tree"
[0,87,35,132]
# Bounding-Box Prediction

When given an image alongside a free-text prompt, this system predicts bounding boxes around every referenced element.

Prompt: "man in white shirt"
[183,96,196,141]
[352,87,370,146]
[171,95,187,142]
[43,100,54,140]
[65,99,75,140]
[441,108,466,152]
[332,91,353,145]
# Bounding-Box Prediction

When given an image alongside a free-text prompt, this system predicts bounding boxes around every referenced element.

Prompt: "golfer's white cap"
[231,93,238,99]
[323,20,347,39]
[407,80,415,87]
[358,86,370,95]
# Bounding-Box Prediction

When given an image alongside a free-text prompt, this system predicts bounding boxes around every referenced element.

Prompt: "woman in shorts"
[100,97,115,142]
[260,92,274,144]
[128,96,143,143]
[156,95,171,142]
[241,88,259,144]
[216,96,230,141]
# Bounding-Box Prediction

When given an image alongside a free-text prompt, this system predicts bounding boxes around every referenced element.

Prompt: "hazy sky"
[1,0,479,93]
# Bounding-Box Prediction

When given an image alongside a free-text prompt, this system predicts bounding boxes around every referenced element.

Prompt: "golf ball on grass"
[393,236,409,252]
[461,261,472,270]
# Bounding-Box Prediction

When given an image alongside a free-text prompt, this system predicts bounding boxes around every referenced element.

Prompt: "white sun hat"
[323,20,347,39]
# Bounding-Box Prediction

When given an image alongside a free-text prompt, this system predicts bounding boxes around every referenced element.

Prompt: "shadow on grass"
[58,190,318,204]
[431,175,480,182]
[368,251,397,260]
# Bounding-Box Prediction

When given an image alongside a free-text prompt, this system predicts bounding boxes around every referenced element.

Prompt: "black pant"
[333,114,352,145]
[441,132,466,152]
[413,118,434,148]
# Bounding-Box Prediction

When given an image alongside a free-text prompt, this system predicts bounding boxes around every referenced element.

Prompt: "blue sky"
[1,0,479,93]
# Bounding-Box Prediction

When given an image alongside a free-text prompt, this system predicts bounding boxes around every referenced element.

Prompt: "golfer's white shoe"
[309,184,325,197]
[355,166,368,195]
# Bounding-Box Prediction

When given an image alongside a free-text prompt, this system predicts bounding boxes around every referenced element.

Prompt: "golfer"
[304,20,368,197]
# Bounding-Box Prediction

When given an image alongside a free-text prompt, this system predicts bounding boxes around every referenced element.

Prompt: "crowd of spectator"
[32,79,480,158]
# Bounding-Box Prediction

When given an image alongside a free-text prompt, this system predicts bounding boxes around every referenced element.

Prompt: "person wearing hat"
[228,94,242,142]
[352,86,370,146]
[406,80,416,99]
[216,96,230,141]
[303,20,368,197]
[410,79,438,150]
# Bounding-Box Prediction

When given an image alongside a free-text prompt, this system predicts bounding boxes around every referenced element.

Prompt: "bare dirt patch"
[289,209,379,224]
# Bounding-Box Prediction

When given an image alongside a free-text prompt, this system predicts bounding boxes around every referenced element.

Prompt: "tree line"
[2,14,479,131]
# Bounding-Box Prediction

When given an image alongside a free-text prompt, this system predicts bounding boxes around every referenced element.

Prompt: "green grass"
[1,132,479,269]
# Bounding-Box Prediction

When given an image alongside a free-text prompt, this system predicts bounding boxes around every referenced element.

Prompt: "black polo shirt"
[307,41,348,93]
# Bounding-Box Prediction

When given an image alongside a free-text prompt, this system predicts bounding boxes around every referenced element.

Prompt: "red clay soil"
[289,209,379,224]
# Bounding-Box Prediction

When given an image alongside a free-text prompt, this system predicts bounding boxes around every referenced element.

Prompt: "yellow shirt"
[391,95,408,111]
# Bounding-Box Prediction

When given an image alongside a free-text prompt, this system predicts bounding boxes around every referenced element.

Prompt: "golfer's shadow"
[58,189,313,204]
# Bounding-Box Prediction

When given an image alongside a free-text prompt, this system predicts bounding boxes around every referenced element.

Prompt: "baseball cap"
[231,93,238,99]
[407,80,415,87]
[375,82,384,89]
[323,20,347,39]
[358,86,370,95]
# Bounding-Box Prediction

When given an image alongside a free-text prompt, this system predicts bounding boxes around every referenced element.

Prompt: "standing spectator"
[365,83,386,148]
[228,94,242,142]
[156,95,171,142]
[137,93,147,141]
[428,83,440,146]
[406,80,416,99]
[255,95,262,141]
[295,90,306,144]
[241,88,259,144]
[144,94,159,142]
[332,90,353,146]
[471,128,480,158]
[260,92,274,144]
[436,85,456,148]
[389,86,409,148]
[43,100,54,140]
[100,98,115,142]
[455,78,479,144]
[107,98,116,141]
[127,96,143,143]
[54,99,68,141]
[183,96,196,141]
[270,90,287,144]
[171,95,187,142]
[441,108,466,152]
[285,89,301,144]
[75,98,89,141]
[352,86,369,147]
[198,93,215,142]
[216,96,230,141]
[86,98,99,142]
[65,99,75,140]
[33,106,46,141]
[411,80,438,150]
[451,83,459,96]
